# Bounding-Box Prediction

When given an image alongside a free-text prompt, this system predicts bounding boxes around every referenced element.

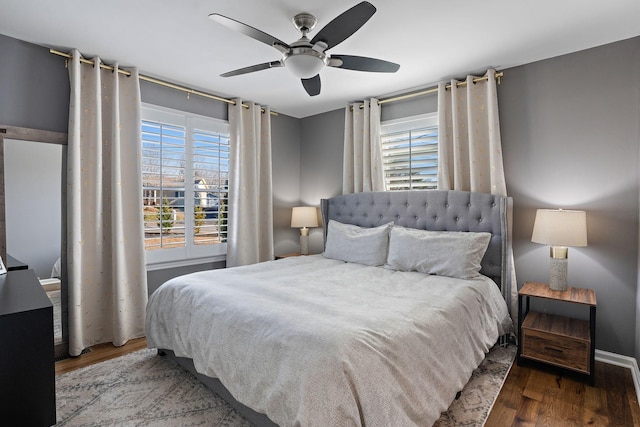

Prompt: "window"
[141,105,229,265]
[381,113,438,190]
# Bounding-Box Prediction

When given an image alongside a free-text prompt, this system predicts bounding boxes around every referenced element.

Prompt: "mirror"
[0,125,68,357]
[4,139,62,279]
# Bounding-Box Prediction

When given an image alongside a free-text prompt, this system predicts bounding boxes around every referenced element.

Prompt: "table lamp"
[291,206,318,255]
[531,208,587,291]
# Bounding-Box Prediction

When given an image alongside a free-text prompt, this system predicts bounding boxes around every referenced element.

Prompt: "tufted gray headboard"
[320,190,513,299]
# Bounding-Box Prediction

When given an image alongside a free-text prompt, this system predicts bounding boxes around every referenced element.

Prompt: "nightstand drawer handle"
[544,346,564,353]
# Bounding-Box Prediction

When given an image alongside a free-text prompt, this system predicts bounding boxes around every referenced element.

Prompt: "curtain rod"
[49,49,277,116]
[356,71,504,109]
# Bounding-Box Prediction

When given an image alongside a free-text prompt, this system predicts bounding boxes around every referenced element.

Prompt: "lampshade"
[284,52,325,79]
[531,209,587,247]
[291,206,318,228]
[532,208,587,291]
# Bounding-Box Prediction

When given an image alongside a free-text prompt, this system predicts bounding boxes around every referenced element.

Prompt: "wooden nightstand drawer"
[517,283,596,385]
[521,311,591,373]
[522,328,589,373]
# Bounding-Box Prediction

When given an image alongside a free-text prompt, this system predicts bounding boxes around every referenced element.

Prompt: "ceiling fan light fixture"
[211,2,398,96]
[284,48,326,78]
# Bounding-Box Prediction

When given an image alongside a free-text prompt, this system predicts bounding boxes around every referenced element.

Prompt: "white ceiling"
[2,0,639,118]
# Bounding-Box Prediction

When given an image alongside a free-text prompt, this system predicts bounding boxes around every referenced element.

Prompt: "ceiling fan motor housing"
[292,13,317,34]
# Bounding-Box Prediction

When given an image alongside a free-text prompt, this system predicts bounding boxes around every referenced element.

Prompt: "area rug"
[55,344,516,426]
[434,344,516,426]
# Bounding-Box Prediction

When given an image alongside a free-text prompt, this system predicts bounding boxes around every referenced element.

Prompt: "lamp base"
[299,235,309,255]
[549,257,568,291]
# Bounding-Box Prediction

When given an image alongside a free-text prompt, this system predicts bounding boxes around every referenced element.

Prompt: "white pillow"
[386,226,491,279]
[323,220,392,266]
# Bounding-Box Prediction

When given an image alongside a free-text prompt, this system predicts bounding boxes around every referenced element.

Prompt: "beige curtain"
[438,69,507,196]
[67,49,147,356]
[226,100,274,267]
[343,98,385,193]
[437,69,517,323]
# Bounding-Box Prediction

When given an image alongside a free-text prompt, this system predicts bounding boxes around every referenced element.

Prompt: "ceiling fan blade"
[221,61,283,77]
[209,14,290,52]
[329,55,400,73]
[301,74,321,96]
[310,1,376,50]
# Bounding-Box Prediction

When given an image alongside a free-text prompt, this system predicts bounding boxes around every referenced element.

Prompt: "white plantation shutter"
[192,128,229,245]
[142,120,186,250]
[381,113,438,190]
[141,105,229,264]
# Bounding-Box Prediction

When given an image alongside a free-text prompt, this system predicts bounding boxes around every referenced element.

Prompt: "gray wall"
[140,80,228,121]
[299,109,345,254]
[147,260,226,295]
[380,93,437,122]
[0,35,69,132]
[272,113,302,256]
[499,37,640,358]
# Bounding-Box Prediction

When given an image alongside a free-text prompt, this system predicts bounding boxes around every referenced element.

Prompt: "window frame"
[141,103,229,267]
[380,112,438,191]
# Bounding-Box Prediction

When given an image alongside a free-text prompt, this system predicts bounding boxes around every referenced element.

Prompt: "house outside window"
[380,113,438,190]
[141,104,229,265]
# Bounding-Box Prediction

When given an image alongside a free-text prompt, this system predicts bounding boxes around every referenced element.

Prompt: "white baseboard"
[145,255,226,271]
[595,349,640,405]
[39,277,61,292]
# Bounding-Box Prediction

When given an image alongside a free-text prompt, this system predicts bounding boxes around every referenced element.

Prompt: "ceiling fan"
[209,1,400,97]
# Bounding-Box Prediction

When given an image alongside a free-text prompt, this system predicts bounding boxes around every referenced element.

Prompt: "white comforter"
[146,255,512,427]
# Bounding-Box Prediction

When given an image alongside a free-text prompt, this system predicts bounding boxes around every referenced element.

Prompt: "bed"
[146,190,513,426]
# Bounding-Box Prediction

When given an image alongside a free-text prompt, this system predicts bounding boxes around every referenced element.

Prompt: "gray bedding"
[146,255,511,426]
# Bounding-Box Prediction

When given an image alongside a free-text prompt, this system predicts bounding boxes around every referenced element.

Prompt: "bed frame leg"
[498,333,516,347]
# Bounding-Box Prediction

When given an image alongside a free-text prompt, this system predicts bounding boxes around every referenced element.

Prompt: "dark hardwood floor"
[486,360,640,426]
[56,339,640,426]
[54,337,148,375]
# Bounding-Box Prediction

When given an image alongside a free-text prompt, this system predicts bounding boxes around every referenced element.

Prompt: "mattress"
[146,255,512,426]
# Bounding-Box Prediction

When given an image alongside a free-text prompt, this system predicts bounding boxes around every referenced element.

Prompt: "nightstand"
[517,281,596,386]
[275,252,302,259]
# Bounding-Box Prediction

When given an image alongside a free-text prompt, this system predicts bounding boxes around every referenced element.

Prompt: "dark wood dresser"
[0,269,56,425]
[6,254,29,271]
